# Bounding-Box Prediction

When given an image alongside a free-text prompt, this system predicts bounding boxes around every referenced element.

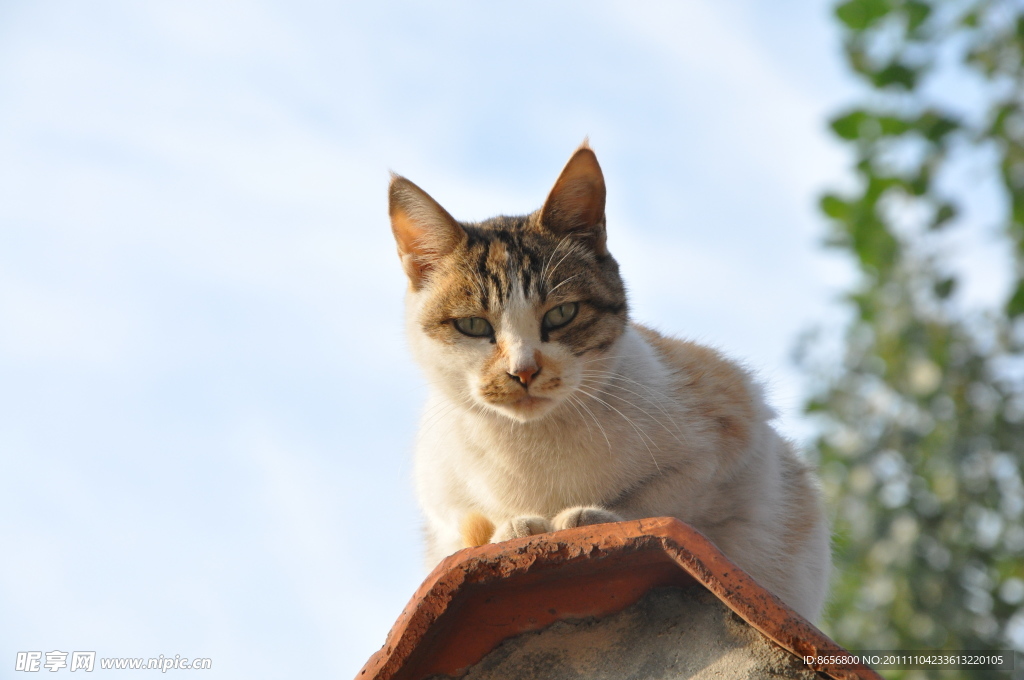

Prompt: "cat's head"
[389,143,628,423]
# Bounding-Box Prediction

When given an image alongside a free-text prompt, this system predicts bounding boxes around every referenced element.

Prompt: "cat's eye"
[542,302,579,330]
[454,316,494,338]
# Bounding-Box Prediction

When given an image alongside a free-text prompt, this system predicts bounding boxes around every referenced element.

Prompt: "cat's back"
[631,323,830,616]
[632,323,768,466]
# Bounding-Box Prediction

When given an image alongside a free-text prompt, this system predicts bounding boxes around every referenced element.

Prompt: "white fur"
[407,288,831,622]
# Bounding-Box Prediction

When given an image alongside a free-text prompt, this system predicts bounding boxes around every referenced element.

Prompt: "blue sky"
[0,1,900,676]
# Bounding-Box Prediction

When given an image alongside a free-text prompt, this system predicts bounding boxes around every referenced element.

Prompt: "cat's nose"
[508,366,540,388]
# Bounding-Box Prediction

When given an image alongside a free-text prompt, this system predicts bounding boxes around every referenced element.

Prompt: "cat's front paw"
[491,515,554,543]
[552,506,623,531]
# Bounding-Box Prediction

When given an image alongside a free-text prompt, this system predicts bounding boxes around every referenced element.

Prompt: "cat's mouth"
[499,394,552,420]
[513,395,549,408]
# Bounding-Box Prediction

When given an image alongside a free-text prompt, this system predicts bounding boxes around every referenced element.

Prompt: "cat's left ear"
[539,141,607,255]
[389,174,466,289]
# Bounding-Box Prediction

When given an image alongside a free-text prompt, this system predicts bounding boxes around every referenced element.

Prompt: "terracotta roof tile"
[357,517,881,680]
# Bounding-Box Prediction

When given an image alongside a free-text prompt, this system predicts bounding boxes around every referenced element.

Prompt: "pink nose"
[509,365,540,387]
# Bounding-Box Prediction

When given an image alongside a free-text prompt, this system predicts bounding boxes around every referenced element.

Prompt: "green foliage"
[805,1,1024,676]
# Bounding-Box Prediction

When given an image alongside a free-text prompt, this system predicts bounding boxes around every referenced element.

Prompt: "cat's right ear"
[389,174,466,289]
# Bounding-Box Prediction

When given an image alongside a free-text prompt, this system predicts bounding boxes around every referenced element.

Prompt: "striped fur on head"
[391,143,628,422]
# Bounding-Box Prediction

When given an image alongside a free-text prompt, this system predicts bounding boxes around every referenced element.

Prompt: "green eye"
[543,302,578,330]
[454,316,493,337]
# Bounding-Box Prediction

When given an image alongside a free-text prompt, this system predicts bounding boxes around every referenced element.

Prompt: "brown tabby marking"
[404,216,630,371]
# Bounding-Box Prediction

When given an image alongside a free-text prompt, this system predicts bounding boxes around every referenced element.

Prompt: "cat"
[388,142,831,622]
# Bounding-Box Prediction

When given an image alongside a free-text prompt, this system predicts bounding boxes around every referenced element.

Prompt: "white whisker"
[540,234,572,284]
[570,393,612,454]
[545,239,584,286]
[547,272,583,296]
[579,378,686,449]
[575,384,661,474]
[580,371,683,428]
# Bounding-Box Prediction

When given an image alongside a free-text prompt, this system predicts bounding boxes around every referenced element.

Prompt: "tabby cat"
[388,142,830,621]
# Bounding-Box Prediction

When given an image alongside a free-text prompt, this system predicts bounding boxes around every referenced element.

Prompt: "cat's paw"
[491,515,554,543]
[552,506,623,531]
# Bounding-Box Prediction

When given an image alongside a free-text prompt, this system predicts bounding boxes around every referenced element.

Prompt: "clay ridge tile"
[357,517,881,680]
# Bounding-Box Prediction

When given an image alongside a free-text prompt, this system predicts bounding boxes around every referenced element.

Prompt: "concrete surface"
[425,586,823,680]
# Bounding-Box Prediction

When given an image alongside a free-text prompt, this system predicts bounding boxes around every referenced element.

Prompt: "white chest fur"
[414,327,676,533]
